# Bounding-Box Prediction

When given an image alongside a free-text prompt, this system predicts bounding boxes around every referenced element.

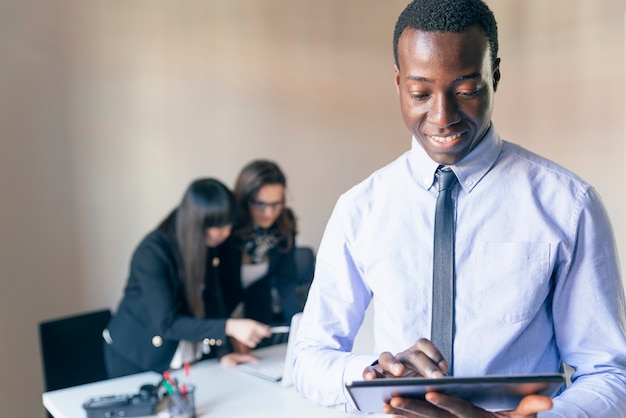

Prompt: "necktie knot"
[437,167,457,192]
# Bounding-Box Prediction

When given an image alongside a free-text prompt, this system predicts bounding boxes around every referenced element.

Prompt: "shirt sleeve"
[291,195,377,411]
[540,187,626,417]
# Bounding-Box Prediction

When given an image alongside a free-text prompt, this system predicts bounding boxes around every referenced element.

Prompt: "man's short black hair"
[393,0,498,67]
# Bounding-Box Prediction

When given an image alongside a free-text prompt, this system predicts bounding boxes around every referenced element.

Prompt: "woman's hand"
[230,337,252,355]
[225,318,271,348]
[219,352,259,367]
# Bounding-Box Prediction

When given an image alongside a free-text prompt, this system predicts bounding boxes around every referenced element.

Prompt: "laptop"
[236,312,302,387]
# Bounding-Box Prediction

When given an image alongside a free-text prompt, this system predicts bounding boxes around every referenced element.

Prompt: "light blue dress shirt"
[292,125,626,417]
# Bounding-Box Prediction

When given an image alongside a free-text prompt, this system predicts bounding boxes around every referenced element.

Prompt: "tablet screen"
[346,373,565,413]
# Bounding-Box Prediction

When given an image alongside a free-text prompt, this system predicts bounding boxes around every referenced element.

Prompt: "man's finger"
[378,351,409,376]
[423,392,553,417]
[513,394,553,415]
[412,338,449,375]
[387,396,440,417]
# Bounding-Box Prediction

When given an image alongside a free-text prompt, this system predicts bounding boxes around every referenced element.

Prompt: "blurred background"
[0,1,624,416]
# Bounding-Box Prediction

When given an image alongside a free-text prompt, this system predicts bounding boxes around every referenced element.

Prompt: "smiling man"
[395,25,498,166]
[292,0,626,417]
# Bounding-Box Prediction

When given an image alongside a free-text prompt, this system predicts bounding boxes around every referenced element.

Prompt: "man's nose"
[429,94,461,128]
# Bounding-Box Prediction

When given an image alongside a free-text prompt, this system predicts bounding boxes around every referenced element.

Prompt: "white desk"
[43,371,162,418]
[42,347,387,418]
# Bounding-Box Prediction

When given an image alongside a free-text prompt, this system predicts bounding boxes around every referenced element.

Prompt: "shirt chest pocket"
[474,242,552,323]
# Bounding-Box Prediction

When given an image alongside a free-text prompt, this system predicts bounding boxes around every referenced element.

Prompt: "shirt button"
[151,335,163,347]
[466,179,473,186]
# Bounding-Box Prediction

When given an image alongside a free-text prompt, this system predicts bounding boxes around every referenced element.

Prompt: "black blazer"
[222,233,302,326]
[105,228,241,374]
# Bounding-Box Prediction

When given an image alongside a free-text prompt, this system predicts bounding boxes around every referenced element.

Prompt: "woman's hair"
[233,160,297,252]
[159,178,236,318]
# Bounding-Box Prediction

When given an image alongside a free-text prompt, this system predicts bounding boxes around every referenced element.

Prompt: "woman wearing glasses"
[225,160,302,348]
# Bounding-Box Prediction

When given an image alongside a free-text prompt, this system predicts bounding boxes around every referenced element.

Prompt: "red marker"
[163,370,174,385]
[181,362,190,396]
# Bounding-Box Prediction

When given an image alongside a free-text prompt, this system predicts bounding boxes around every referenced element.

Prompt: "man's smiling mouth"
[429,133,462,144]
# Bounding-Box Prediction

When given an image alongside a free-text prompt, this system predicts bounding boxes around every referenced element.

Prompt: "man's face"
[395,26,500,165]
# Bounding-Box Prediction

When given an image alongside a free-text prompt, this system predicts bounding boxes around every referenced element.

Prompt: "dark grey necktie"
[431,167,457,375]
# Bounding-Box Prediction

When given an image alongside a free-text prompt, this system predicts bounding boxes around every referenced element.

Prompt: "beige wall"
[0,1,623,416]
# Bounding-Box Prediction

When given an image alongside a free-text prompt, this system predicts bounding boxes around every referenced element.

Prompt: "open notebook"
[236,312,302,387]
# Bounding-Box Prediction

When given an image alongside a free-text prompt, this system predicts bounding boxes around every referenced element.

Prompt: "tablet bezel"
[346,373,565,413]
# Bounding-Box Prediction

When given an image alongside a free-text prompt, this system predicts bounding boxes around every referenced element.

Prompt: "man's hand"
[363,338,448,380]
[383,392,552,418]
[361,338,553,417]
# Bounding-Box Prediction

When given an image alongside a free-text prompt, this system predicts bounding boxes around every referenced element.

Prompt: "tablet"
[346,373,565,413]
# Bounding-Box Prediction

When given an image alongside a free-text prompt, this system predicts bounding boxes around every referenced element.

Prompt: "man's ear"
[492,57,501,92]
[394,64,401,94]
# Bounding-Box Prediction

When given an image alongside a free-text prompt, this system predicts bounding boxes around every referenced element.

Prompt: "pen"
[163,370,182,394]
[163,371,175,385]
[269,325,290,334]
[181,362,190,396]
[162,376,191,416]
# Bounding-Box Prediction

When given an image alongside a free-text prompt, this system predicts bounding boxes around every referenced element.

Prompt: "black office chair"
[264,246,315,346]
[39,308,112,393]
[293,246,315,311]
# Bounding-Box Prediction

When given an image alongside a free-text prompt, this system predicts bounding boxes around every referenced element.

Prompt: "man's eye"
[409,92,429,100]
[457,89,481,98]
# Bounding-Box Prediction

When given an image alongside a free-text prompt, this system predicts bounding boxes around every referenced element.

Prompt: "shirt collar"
[409,123,503,193]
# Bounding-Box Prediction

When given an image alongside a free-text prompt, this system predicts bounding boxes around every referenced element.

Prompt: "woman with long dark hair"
[103,178,271,378]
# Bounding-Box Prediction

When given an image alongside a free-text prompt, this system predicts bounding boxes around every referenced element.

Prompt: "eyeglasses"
[249,199,284,211]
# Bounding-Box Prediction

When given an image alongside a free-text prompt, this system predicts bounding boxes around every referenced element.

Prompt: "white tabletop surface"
[42,345,387,418]
[43,371,163,418]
